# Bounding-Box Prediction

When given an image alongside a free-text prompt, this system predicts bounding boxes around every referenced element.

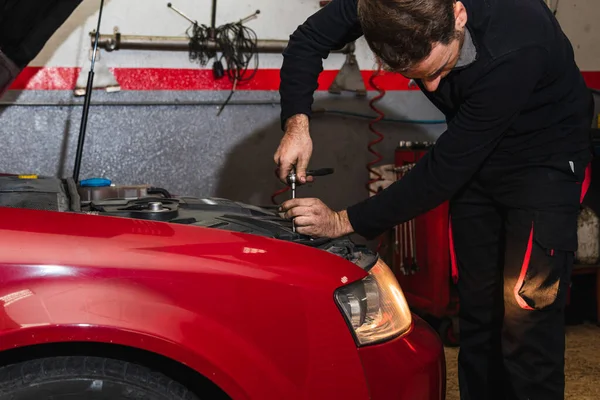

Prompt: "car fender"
[0,208,371,399]
[0,279,255,399]
[0,274,369,399]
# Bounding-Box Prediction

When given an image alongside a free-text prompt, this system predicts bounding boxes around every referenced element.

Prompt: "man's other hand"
[274,114,314,184]
[280,198,354,238]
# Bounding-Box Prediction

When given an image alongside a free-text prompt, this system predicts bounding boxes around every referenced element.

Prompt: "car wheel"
[0,356,200,400]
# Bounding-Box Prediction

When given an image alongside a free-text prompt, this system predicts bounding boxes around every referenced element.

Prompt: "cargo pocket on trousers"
[514,211,578,310]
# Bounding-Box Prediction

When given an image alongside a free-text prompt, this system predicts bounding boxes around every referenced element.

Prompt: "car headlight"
[335,258,412,346]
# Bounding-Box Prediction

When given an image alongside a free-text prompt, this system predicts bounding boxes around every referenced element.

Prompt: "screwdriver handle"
[306,168,334,177]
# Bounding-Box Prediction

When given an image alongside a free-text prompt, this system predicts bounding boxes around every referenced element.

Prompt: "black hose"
[147,187,172,198]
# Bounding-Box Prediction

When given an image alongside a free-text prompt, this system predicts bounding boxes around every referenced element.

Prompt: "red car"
[0,2,445,399]
[0,176,445,399]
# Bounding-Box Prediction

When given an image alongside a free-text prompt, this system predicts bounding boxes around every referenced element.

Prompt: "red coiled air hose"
[367,63,387,251]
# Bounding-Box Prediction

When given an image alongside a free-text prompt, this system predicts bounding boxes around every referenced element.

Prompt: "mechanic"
[275,0,595,399]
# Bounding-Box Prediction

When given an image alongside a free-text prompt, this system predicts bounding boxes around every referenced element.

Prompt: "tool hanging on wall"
[167,2,259,115]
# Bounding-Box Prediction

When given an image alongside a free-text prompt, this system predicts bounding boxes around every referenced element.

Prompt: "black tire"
[0,356,200,400]
[438,317,460,348]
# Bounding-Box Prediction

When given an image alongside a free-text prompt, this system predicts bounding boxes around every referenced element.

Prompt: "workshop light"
[335,258,412,346]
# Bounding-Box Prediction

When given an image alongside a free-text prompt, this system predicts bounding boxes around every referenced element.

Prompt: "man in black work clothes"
[275,0,595,399]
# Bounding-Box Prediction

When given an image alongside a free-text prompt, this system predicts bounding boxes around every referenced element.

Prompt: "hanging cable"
[214,22,259,85]
[186,23,215,66]
[170,3,259,114]
[213,21,259,114]
[185,20,259,82]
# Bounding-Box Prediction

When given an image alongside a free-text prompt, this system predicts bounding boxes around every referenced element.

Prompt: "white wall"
[553,0,600,70]
[31,0,376,71]
[29,0,600,73]
[1,0,597,208]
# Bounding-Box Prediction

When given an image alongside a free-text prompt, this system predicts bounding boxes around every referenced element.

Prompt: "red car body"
[0,205,445,399]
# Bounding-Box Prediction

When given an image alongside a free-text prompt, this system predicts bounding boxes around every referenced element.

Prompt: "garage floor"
[444,324,600,400]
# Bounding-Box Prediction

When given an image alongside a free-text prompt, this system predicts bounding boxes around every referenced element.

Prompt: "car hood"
[0,174,378,280]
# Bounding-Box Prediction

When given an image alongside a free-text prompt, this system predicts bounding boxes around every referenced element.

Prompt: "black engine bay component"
[0,175,376,267]
[0,174,70,212]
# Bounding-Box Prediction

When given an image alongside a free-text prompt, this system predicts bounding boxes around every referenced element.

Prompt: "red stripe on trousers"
[449,163,592,288]
[581,163,592,203]
[514,225,536,310]
[449,219,459,284]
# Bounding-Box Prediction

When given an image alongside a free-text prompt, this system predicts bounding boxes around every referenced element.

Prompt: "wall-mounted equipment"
[74,43,120,97]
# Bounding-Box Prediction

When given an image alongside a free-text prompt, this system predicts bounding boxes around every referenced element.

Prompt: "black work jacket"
[279,0,594,239]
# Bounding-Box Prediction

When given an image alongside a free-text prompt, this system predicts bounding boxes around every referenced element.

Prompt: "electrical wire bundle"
[168,4,260,113]
[185,18,259,115]
[214,22,259,85]
[185,20,259,86]
[186,23,215,66]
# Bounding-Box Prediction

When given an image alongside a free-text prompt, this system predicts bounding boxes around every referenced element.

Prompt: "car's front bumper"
[358,315,446,400]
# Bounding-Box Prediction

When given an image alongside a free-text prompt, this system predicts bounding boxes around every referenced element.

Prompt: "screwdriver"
[286,168,334,233]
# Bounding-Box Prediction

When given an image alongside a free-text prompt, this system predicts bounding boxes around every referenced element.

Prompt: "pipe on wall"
[92,31,356,54]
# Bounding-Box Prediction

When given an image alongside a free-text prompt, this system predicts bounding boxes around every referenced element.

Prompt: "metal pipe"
[211,0,217,36]
[92,32,355,54]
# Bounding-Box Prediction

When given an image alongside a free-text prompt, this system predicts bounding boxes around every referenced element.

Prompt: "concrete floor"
[444,324,600,400]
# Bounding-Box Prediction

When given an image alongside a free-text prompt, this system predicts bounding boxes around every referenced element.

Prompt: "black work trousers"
[450,153,590,400]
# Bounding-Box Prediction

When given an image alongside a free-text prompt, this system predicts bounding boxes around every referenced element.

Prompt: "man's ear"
[454,1,468,30]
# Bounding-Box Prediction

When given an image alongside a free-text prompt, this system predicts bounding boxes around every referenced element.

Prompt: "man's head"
[357,0,468,92]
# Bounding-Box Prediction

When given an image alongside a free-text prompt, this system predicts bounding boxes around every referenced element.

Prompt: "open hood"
[0,0,82,94]
[0,174,378,269]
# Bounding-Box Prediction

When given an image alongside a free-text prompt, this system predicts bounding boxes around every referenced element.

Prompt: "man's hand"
[274,114,314,184]
[280,198,354,238]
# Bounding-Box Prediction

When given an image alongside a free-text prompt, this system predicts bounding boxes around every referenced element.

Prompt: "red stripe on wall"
[7,67,600,91]
[10,67,79,90]
[5,67,417,91]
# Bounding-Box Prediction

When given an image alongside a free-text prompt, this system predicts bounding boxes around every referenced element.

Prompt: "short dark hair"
[357,0,458,72]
